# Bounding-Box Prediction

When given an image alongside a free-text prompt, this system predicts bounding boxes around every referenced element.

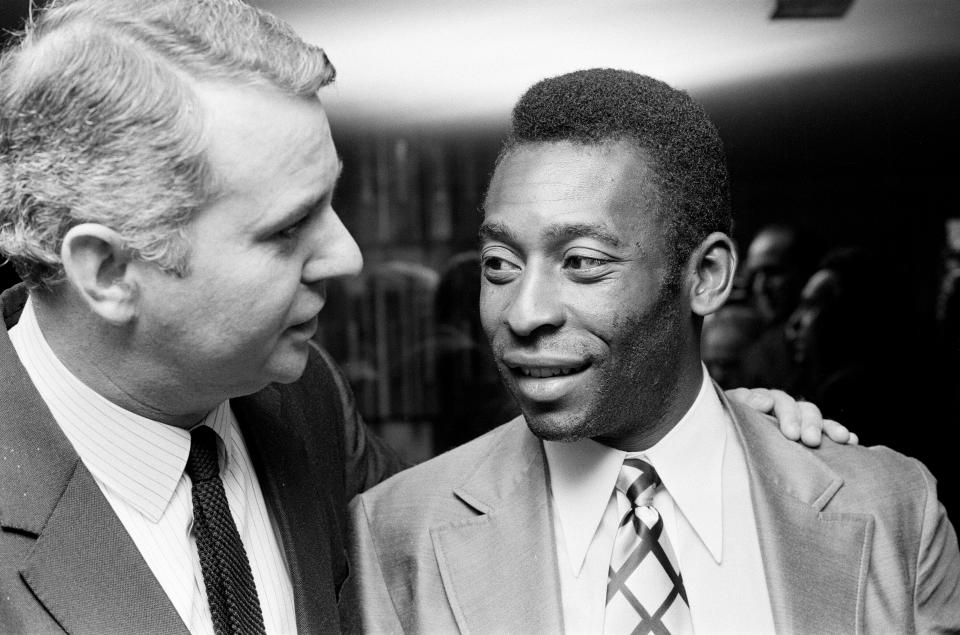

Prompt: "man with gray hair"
[0,1,405,632]
[0,2,852,633]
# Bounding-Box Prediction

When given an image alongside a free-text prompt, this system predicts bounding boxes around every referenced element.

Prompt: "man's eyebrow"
[270,159,344,229]
[478,220,624,247]
[543,223,623,247]
[478,220,517,245]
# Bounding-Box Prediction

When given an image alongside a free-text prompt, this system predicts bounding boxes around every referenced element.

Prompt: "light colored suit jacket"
[0,285,404,634]
[341,392,960,634]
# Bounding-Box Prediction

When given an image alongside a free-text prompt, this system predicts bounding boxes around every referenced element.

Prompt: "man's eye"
[564,255,608,270]
[481,255,521,283]
[277,217,309,240]
[483,257,511,271]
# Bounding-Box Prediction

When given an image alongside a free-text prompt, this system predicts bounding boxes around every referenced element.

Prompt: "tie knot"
[186,425,220,483]
[616,458,660,507]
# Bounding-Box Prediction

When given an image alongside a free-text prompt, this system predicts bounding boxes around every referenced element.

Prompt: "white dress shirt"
[544,367,777,634]
[9,298,298,634]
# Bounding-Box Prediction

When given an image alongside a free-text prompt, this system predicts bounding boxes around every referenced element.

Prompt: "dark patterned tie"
[186,425,266,635]
[604,458,693,635]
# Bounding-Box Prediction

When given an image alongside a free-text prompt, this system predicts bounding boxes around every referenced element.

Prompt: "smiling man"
[478,138,700,451]
[342,70,960,633]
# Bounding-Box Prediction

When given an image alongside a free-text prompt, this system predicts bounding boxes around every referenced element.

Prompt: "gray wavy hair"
[0,0,336,289]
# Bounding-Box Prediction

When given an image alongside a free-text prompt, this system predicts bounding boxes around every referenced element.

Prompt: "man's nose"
[503,269,564,337]
[302,209,363,283]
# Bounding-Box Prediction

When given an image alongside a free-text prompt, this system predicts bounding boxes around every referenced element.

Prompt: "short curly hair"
[0,0,336,289]
[496,68,732,284]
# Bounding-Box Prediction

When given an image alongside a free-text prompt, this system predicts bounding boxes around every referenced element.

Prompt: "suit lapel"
[429,419,564,635]
[725,394,872,634]
[0,325,186,634]
[233,385,340,634]
[21,464,190,634]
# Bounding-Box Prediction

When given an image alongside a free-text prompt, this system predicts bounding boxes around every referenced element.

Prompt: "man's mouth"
[502,358,591,403]
[287,315,319,337]
[515,365,585,378]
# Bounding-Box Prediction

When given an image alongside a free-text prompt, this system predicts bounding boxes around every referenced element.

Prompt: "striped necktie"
[604,457,693,635]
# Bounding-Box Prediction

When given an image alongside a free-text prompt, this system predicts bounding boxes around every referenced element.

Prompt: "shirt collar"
[544,434,625,577]
[643,366,726,562]
[10,297,232,522]
[544,366,726,575]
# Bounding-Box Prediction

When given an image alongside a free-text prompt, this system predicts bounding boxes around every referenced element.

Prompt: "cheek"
[479,285,505,336]
[570,279,661,339]
[203,265,301,331]
[612,292,682,357]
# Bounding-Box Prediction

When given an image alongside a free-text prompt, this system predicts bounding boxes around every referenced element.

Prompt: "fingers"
[765,388,803,442]
[725,387,759,408]
[726,386,801,439]
[729,386,776,415]
[822,418,857,445]
[797,400,824,447]
[725,386,859,448]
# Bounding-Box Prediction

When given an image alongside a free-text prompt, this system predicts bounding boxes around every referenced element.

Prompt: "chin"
[522,408,595,443]
[264,348,312,385]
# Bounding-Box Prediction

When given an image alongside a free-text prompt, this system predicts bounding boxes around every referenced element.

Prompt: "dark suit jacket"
[342,391,960,634]
[0,284,404,634]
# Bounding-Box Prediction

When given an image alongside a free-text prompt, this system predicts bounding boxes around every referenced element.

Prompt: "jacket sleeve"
[913,462,960,633]
[339,496,405,634]
[311,343,409,500]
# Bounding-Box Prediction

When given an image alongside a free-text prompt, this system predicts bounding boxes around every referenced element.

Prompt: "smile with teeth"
[517,366,584,378]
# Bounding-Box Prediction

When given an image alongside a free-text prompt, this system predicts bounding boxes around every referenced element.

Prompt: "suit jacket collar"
[0,300,189,634]
[722,389,872,634]
[430,417,564,634]
[432,391,872,634]
[233,386,341,634]
[1,285,338,633]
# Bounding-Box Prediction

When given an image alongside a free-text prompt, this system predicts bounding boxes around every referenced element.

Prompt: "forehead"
[483,140,660,242]
[195,82,338,202]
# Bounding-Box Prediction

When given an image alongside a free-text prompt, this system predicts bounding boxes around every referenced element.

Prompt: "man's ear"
[687,231,737,317]
[60,223,138,325]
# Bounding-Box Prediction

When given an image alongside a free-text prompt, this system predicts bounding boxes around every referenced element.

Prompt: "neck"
[33,295,214,428]
[595,353,705,453]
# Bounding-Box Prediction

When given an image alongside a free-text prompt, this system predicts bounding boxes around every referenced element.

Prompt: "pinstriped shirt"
[9,298,297,634]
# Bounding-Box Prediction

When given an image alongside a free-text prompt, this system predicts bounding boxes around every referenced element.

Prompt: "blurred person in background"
[786,246,887,434]
[741,223,820,390]
[935,220,960,398]
[432,251,518,453]
[702,302,763,388]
